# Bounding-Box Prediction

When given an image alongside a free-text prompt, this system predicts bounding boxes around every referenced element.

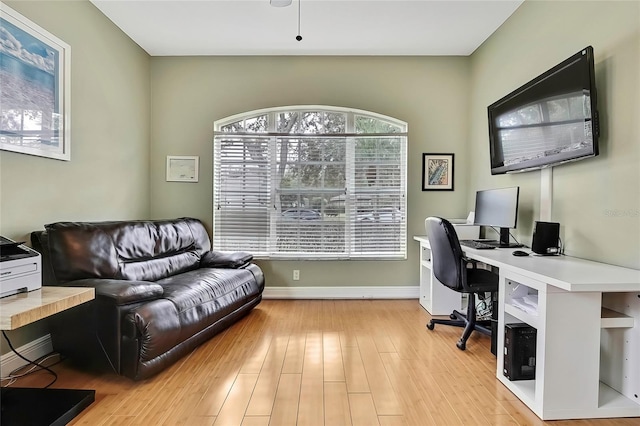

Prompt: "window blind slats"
[214,107,407,260]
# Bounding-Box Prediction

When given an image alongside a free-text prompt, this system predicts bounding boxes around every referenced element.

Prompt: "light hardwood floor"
[10,300,639,425]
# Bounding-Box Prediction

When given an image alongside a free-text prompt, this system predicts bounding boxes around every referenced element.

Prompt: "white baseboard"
[263,286,419,299]
[1,334,53,377]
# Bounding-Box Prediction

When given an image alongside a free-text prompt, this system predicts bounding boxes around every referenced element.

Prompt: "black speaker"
[531,221,560,255]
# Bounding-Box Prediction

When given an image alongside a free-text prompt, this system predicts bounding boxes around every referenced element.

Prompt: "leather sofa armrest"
[62,279,164,305]
[200,250,253,269]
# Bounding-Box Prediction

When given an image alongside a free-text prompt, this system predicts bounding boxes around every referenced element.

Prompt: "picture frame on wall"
[422,153,454,191]
[0,4,71,161]
[166,156,199,182]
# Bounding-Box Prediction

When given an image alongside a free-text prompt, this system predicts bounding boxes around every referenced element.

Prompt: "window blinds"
[213,107,407,260]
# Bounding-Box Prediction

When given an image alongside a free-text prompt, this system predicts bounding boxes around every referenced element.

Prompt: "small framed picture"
[166,156,199,182]
[422,153,454,191]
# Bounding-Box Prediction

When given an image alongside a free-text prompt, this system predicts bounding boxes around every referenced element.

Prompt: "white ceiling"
[90,0,524,56]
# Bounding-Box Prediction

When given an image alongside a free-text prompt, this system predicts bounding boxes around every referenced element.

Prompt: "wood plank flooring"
[8,299,639,425]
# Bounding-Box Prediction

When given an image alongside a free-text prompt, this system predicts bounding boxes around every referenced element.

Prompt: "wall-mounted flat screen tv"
[487,46,599,175]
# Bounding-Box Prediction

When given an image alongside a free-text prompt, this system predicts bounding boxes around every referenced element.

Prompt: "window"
[213,106,407,260]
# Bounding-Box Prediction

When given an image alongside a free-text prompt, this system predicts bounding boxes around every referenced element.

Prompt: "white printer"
[0,236,42,298]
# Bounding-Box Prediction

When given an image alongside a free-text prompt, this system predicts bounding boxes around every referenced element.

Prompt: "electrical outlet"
[293,270,300,281]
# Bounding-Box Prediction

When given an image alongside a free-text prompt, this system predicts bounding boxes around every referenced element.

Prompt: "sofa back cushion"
[44,218,211,282]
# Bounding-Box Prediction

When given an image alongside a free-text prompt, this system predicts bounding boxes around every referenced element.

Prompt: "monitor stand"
[498,227,523,248]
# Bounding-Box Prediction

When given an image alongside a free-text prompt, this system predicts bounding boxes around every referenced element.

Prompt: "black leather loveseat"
[31,217,264,380]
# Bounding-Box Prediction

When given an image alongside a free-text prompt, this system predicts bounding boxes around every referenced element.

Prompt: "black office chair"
[425,216,499,350]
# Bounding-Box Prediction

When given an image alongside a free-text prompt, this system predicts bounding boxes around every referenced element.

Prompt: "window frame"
[213,105,408,260]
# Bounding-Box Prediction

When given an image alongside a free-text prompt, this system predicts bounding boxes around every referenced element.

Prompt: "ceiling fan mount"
[270,0,292,7]
[270,0,302,41]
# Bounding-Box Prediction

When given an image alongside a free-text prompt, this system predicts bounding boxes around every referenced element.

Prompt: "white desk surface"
[413,235,640,292]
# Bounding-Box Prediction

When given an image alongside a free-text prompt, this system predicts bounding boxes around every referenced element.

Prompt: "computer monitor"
[473,186,520,247]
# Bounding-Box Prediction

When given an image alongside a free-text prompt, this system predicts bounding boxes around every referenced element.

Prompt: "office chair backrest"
[425,217,465,292]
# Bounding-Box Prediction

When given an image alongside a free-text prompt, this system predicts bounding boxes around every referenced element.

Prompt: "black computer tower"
[503,323,537,381]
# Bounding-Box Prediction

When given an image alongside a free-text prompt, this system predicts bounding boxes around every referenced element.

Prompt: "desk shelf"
[598,382,640,412]
[503,278,540,329]
[499,377,536,404]
[600,308,635,328]
[504,304,540,330]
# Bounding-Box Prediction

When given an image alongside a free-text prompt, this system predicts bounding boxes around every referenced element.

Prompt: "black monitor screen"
[474,186,519,233]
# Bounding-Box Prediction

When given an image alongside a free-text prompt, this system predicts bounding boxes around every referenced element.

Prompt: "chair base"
[426,294,492,350]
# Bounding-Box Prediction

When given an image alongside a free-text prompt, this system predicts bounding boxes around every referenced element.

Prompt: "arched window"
[213,106,407,259]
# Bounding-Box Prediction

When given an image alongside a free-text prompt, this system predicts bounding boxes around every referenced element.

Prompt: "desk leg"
[537,289,601,418]
[495,277,507,377]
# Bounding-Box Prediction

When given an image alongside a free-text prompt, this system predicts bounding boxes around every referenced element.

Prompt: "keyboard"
[460,240,496,250]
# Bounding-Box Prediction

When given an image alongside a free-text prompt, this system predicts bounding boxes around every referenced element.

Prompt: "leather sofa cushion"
[127,267,262,362]
[156,268,257,314]
[45,218,211,282]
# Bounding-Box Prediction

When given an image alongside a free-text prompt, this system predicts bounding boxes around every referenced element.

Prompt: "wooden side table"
[1,287,94,330]
[1,286,96,425]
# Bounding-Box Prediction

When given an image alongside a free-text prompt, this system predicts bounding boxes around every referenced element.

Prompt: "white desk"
[414,235,640,420]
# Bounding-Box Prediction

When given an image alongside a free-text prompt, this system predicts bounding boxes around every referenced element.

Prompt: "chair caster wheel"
[426,321,435,331]
[456,340,466,350]
[449,313,457,320]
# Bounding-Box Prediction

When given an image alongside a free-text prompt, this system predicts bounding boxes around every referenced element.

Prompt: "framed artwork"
[422,153,454,191]
[166,156,199,182]
[0,4,71,161]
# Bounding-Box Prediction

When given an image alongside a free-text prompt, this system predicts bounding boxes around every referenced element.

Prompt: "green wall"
[468,0,640,268]
[0,1,150,353]
[149,56,472,288]
[2,0,639,360]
